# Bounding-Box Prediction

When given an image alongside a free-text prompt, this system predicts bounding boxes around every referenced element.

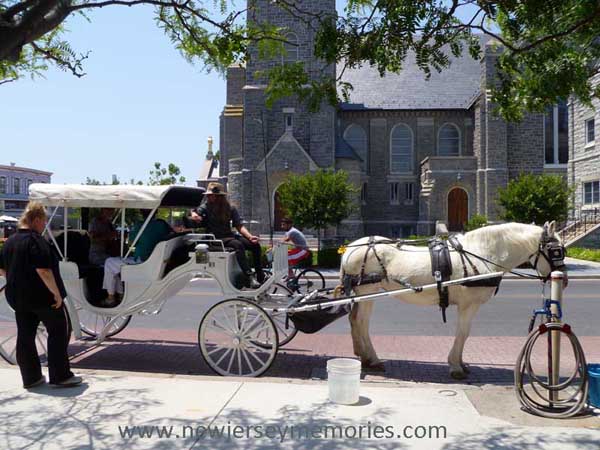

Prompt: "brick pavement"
[66,327,600,385]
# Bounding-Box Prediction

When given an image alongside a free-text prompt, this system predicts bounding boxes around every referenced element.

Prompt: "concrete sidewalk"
[314,257,600,279]
[0,366,598,450]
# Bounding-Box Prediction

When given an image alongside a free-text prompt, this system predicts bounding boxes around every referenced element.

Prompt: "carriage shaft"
[275,271,505,314]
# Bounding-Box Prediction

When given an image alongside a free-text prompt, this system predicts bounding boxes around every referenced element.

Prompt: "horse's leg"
[349,300,385,371]
[349,304,362,358]
[447,299,482,380]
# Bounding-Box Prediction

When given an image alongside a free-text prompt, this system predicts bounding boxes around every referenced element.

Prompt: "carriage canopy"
[28,184,206,209]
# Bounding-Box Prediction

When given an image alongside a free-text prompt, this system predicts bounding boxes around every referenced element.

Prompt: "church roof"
[339,36,491,111]
[198,158,219,182]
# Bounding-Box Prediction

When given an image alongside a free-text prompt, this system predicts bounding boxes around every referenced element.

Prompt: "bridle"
[529,231,566,282]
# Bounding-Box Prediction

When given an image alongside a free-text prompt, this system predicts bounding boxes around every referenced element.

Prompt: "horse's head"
[529,221,567,284]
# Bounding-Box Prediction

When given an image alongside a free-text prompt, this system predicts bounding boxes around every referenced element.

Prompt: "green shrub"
[567,247,600,263]
[465,214,488,231]
[317,247,342,268]
[497,173,573,224]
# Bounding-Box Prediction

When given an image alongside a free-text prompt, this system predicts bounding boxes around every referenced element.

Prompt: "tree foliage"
[497,173,573,224]
[148,162,186,185]
[84,161,184,186]
[277,169,357,248]
[3,1,600,120]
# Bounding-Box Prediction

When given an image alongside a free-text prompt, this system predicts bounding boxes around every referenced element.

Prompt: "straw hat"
[206,182,227,195]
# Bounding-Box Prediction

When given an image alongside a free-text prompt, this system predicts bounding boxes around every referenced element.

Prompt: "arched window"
[282,32,299,63]
[438,123,460,156]
[390,124,413,173]
[344,124,368,171]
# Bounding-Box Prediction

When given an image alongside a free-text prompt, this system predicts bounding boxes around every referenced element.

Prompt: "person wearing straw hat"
[0,201,82,389]
[189,182,264,288]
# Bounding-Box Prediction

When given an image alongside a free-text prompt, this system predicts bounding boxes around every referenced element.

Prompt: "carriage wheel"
[77,306,132,339]
[0,294,48,365]
[253,283,298,348]
[295,269,325,294]
[198,298,278,377]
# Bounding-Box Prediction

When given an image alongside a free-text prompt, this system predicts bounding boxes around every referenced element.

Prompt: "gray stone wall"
[338,110,473,237]
[568,73,600,212]
[244,0,335,167]
[507,114,545,178]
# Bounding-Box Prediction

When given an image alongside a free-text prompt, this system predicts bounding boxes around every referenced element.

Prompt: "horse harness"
[342,233,570,323]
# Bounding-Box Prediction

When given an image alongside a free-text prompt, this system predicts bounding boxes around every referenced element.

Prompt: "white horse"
[340,221,566,379]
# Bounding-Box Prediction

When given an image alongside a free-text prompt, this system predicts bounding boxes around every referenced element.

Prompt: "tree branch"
[31,41,87,77]
[1,0,39,21]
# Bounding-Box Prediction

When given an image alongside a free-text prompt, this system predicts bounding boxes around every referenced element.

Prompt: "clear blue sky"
[1,2,483,186]
[1,7,224,185]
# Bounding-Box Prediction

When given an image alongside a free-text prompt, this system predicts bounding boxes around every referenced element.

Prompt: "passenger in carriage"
[188,182,264,289]
[88,208,117,266]
[102,210,172,307]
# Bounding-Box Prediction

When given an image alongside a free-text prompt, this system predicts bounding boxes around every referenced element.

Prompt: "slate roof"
[338,36,491,111]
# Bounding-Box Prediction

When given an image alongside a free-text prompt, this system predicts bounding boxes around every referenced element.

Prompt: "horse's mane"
[459,222,542,263]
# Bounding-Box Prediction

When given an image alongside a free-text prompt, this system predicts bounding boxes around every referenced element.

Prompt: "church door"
[273,191,286,232]
[448,188,468,232]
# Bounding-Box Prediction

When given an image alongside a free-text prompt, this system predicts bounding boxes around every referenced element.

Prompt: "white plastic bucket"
[327,358,361,404]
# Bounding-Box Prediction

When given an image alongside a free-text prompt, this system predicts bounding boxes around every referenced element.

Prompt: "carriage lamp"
[195,243,210,264]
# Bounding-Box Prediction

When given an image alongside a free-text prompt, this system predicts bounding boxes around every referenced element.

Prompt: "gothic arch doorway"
[448,187,468,232]
[273,189,287,232]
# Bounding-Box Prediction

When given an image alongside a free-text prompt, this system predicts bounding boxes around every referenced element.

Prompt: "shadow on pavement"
[68,339,515,385]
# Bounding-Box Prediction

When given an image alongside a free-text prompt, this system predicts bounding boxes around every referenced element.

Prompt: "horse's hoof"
[450,369,467,380]
[362,361,386,372]
[461,364,471,374]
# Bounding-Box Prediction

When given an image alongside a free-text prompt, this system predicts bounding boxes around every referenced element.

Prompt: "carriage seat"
[121,235,191,283]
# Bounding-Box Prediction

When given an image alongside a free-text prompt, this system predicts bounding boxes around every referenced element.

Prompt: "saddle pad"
[429,239,452,279]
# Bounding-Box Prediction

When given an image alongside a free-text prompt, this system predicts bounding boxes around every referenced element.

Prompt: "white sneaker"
[51,375,83,388]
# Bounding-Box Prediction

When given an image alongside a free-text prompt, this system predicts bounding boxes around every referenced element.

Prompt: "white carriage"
[0,184,297,377]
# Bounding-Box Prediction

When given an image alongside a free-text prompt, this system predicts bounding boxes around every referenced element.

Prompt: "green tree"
[3,1,600,121]
[277,169,357,250]
[148,162,186,186]
[497,173,574,224]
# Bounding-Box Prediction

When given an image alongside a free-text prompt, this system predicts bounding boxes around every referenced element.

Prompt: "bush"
[465,214,488,231]
[567,247,600,263]
[317,247,342,268]
[497,173,573,224]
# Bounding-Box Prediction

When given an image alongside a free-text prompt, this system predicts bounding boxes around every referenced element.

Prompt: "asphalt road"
[125,278,600,336]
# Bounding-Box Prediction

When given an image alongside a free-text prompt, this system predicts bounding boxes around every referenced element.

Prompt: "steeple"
[206,136,214,160]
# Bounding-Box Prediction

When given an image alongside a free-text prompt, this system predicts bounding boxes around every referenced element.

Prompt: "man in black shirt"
[0,202,82,388]
[189,182,264,288]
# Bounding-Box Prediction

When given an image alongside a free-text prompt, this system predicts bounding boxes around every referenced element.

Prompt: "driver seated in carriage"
[102,210,172,307]
[188,182,264,289]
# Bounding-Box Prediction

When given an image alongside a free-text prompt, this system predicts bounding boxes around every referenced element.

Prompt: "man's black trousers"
[222,236,264,282]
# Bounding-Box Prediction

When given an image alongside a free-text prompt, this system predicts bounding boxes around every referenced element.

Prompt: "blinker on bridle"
[531,231,566,280]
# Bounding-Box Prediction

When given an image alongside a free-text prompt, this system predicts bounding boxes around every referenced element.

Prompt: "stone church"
[208,0,569,239]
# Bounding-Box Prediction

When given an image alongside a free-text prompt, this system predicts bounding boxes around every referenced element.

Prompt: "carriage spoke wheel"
[77,305,131,339]
[252,283,297,348]
[199,298,278,377]
[0,295,48,365]
[294,269,325,294]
